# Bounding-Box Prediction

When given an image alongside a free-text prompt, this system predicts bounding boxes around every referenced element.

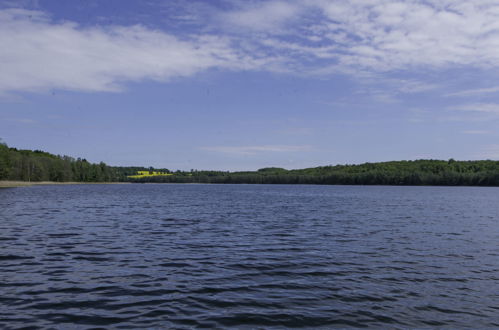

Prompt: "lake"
[0,184,498,328]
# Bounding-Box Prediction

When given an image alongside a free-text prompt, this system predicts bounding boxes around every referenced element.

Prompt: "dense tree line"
[129,161,499,186]
[0,142,121,182]
[0,141,171,182]
[3,140,499,186]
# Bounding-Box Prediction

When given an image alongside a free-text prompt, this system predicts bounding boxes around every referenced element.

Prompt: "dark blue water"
[0,184,498,328]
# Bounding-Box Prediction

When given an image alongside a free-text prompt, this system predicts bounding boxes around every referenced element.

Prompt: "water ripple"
[0,184,498,328]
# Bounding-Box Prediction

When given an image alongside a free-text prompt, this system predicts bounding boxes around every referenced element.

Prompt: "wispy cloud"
[474,144,499,159]
[446,86,499,97]
[394,79,440,94]
[219,1,499,73]
[0,8,266,94]
[201,145,312,155]
[4,1,499,94]
[449,103,499,113]
[219,1,301,32]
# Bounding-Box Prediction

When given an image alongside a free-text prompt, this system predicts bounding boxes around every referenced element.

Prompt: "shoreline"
[2,181,499,189]
[0,181,130,188]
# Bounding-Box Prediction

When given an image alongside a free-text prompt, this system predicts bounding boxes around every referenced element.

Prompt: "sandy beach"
[0,181,129,188]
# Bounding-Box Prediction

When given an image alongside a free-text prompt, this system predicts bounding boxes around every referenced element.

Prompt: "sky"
[2,0,499,170]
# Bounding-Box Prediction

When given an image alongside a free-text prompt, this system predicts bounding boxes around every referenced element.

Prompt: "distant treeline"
[3,141,499,186]
[0,142,166,182]
[130,162,499,186]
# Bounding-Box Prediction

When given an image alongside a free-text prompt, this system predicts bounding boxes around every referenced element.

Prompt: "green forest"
[3,140,499,186]
[0,141,166,182]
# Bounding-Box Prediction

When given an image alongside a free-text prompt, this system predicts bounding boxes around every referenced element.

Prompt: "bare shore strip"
[0,181,130,188]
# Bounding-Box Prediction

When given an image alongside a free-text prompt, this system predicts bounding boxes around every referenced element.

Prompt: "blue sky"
[2,0,499,170]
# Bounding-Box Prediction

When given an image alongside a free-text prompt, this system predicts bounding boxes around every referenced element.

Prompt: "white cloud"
[0,8,264,94]
[220,1,301,32]
[446,86,499,97]
[219,0,499,73]
[201,145,312,155]
[449,103,499,113]
[5,1,499,95]
[394,79,440,94]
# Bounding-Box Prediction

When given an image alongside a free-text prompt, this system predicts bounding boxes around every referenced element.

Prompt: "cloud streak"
[446,86,499,97]
[201,145,312,155]
[4,1,499,94]
[219,0,499,73]
[449,103,499,113]
[475,144,499,159]
[0,8,263,94]
[220,1,300,32]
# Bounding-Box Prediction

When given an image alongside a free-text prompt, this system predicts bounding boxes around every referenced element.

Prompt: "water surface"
[0,184,498,328]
